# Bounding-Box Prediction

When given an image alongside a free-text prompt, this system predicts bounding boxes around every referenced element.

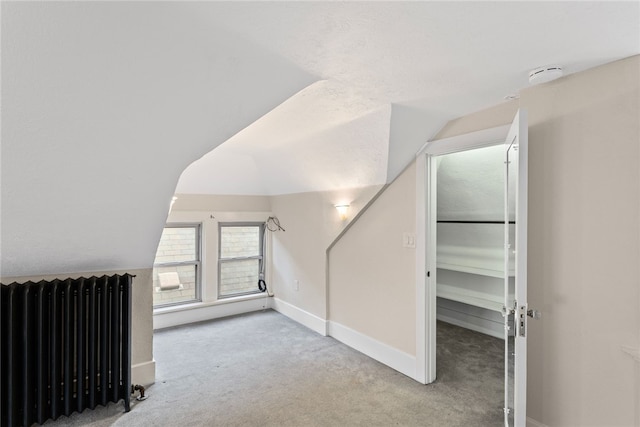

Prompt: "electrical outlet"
[294,280,299,291]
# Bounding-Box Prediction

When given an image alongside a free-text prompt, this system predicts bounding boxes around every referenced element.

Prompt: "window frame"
[152,222,202,308]
[217,222,265,299]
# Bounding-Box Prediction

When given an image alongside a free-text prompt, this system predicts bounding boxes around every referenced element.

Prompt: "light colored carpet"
[44,309,503,426]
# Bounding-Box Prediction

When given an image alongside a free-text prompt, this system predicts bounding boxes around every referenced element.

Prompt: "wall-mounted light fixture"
[335,204,350,220]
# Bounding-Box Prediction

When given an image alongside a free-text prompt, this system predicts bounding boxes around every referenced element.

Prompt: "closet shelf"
[437,245,515,278]
[437,262,509,278]
[436,283,504,312]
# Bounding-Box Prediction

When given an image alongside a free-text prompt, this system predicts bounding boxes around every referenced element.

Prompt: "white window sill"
[153,292,271,316]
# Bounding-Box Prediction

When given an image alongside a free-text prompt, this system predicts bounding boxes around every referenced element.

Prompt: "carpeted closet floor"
[46,309,504,426]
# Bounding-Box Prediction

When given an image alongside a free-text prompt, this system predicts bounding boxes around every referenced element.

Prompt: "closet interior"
[435,144,514,339]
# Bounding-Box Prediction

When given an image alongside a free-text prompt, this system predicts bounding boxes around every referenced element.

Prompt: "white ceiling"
[2,1,638,277]
[176,1,640,195]
[176,80,391,195]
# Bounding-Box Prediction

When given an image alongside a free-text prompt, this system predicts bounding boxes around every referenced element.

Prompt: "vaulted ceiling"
[2,1,638,276]
[176,1,640,195]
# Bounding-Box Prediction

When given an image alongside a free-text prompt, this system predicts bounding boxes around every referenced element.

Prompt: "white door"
[416,109,529,426]
[503,109,528,426]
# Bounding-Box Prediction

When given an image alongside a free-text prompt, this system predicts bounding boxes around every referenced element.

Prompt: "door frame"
[415,123,512,384]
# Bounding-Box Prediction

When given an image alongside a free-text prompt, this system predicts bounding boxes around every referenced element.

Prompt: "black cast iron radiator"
[1,274,133,427]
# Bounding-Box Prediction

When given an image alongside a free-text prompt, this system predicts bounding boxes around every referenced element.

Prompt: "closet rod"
[437,220,516,224]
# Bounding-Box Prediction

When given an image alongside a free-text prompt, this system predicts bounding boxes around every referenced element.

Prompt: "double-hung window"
[152,224,201,308]
[218,223,264,298]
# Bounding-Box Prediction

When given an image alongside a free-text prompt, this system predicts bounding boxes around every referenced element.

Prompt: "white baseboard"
[131,360,156,387]
[153,297,270,330]
[328,321,417,380]
[527,417,549,427]
[270,298,328,336]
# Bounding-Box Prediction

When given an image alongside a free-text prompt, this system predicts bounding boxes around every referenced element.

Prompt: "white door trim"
[415,124,511,385]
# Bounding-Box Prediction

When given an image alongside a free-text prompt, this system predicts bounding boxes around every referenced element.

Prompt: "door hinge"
[501,302,516,318]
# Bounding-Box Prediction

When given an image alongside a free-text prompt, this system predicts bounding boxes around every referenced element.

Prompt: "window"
[152,224,201,308]
[218,223,264,298]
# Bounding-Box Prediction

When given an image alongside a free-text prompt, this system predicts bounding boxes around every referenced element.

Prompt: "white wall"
[328,163,417,356]
[522,55,639,427]
[170,194,271,213]
[269,186,382,327]
[436,56,640,426]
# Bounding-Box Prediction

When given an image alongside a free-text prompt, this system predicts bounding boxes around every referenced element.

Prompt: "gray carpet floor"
[44,309,504,426]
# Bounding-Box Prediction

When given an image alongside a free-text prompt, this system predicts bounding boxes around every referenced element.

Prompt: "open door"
[503,109,528,426]
[416,109,530,426]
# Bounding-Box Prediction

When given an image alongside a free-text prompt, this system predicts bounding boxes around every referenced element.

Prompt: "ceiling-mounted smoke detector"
[528,66,563,85]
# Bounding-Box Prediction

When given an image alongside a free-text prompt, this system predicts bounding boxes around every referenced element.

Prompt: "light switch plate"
[403,232,416,248]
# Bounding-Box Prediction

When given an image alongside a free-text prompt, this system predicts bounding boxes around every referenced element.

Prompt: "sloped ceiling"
[178,1,640,195]
[176,80,391,195]
[2,1,639,277]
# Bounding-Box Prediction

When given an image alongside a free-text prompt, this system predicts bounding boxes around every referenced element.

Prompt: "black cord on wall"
[258,216,285,295]
[266,216,286,232]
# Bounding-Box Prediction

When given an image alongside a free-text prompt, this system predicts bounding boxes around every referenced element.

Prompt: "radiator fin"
[1,274,133,427]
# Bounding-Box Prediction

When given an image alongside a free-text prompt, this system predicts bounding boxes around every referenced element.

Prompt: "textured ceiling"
[2,1,639,276]
[177,1,640,195]
[176,80,391,195]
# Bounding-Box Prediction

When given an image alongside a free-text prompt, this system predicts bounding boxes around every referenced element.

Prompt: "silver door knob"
[527,309,541,319]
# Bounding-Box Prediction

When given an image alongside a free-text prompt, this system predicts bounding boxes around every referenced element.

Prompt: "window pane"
[219,259,259,297]
[153,264,198,307]
[154,227,196,264]
[220,226,260,259]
